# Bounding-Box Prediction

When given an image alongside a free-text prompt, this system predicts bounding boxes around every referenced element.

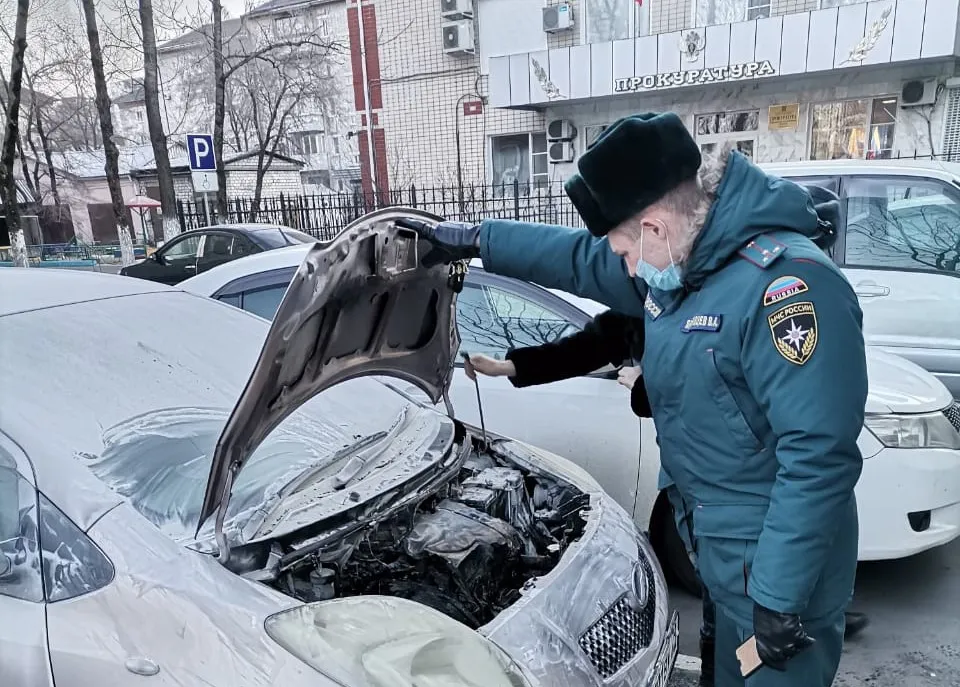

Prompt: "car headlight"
[864,411,960,450]
[265,596,535,687]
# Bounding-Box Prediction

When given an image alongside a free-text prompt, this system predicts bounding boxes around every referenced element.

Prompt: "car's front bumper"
[857,445,960,560]
[480,485,676,686]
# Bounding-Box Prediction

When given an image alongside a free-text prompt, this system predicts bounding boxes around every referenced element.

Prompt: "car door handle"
[184,265,196,271]
[854,281,889,297]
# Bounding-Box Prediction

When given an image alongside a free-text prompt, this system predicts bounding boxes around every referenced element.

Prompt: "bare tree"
[224,42,340,216]
[139,0,179,240]
[1,0,30,267]
[212,0,227,216]
[208,8,342,218]
[80,0,135,266]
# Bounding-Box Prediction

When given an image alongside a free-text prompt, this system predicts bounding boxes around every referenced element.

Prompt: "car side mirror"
[151,252,163,263]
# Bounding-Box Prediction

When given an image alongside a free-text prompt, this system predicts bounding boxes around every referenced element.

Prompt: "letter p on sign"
[187,134,216,171]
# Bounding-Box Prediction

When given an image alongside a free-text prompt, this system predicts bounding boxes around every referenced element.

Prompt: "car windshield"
[2,290,442,543]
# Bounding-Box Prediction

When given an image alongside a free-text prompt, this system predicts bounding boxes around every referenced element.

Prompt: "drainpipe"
[355,0,378,205]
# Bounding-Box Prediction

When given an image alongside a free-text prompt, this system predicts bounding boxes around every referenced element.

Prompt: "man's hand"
[394,218,481,267]
[753,603,816,671]
[617,365,641,389]
[463,353,516,381]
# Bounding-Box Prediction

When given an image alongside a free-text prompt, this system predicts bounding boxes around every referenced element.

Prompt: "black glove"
[753,603,815,671]
[799,183,840,252]
[394,218,481,268]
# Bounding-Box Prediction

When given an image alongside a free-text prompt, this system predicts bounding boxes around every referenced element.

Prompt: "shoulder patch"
[644,293,663,320]
[763,275,808,306]
[768,301,818,365]
[738,235,786,269]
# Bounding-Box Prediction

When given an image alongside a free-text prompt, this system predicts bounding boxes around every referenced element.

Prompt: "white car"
[0,216,678,687]
[761,159,960,398]
[182,238,960,594]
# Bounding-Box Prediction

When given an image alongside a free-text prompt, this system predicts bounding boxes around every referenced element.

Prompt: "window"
[218,293,242,308]
[490,133,549,188]
[231,236,259,257]
[810,97,899,161]
[203,233,233,258]
[291,130,325,156]
[843,176,960,273]
[584,0,649,42]
[693,0,766,27]
[161,235,201,262]
[242,285,289,321]
[273,14,309,36]
[700,140,755,159]
[456,282,580,360]
[584,124,609,151]
[819,0,867,7]
[695,110,760,136]
[695,110,759,160]
[747,0,771,19]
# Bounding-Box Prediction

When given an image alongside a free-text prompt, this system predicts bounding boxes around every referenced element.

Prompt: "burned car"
[0,213,677,687]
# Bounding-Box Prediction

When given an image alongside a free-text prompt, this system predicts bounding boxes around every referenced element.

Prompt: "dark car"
[119,224,317,285]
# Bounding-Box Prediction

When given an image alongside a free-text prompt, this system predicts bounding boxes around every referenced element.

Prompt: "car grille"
[578,556,657,679]
[945,401,960,433]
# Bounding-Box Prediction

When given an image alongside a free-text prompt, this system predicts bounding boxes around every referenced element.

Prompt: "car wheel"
[649,491,702,598]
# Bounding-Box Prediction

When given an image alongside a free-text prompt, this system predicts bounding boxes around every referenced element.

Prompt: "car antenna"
[462,351,489,449]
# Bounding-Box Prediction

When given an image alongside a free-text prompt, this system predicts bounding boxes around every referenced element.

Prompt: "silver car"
[0,213,678,687]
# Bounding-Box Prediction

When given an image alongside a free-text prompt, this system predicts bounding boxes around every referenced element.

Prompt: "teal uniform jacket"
[476,151,867,628]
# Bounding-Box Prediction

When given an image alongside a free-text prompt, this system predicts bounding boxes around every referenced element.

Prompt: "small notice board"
[768,104,800,131]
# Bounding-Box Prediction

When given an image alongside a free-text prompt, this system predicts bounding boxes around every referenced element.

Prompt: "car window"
[456,282,581,359]
[203,233,233,258]
[843,176,960,273]
[218,292,242,308]
[0,466,42,603]
[782,175,840,194]
[161,235,201,262]
[38,492,114,602]
[231,236,259,257]
[241,284,288,320]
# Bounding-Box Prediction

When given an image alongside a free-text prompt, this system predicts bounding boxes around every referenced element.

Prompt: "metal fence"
[175,181,586,237]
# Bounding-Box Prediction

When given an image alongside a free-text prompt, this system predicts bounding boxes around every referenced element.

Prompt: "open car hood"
[197,209,460,534]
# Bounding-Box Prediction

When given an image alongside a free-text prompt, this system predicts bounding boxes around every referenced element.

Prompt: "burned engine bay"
[228,432,590,629]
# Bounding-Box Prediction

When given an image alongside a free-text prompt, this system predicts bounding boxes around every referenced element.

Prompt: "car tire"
[649,491,702,598]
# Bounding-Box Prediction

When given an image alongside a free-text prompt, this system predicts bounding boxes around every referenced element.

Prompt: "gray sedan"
[0,216,677,687]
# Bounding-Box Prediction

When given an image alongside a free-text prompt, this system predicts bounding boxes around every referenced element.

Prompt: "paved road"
[668,538,960,685]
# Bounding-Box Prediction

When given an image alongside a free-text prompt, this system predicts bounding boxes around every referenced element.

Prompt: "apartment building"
[348,0,960,193]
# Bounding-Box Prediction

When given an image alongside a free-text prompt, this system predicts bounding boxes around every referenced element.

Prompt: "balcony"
[488,0,960,108]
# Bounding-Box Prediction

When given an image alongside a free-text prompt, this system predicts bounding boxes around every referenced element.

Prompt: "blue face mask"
[636,226,684,291]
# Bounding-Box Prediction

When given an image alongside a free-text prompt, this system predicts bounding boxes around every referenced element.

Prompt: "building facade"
[350,0,960,193]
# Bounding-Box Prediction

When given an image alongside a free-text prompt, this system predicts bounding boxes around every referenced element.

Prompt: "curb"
[675,653,702,674]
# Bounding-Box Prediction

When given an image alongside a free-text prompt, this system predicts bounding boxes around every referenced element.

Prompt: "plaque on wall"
[768,104,800,131]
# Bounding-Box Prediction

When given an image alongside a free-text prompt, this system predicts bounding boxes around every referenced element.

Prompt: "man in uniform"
[397,112,868,685]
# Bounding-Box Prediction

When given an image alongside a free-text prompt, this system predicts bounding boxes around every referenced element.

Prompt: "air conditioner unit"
[548,141,575,164]
[900,79,938,107]
[547,119,577,141]
[543,3,574,33]
[440,0,473,20]
[442,20,475,55]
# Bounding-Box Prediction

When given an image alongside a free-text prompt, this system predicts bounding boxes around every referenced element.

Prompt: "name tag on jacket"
[682,314,723,333]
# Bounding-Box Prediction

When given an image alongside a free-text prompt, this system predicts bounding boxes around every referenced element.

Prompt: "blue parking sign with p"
[187,134,216,171]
